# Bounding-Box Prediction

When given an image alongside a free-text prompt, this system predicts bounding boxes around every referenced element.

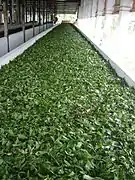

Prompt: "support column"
[43,0,45,30]
[117,0,135,62]
[97,0,104,16]
[90,0,93,17]
[101,0,119,51]
[88,0,92,18]
[87,0,92,18]
[21,0,25,42]
[83,0,86,18]
[0,0,2,24]
[32,2,35,37]
[91,0,98,17]
[105,0,115,14]
[84,0,90,18]
[38,0,40,33]
[119,0,132,23]
[95,0,99,17]
[79,0,83,19]
[111,0,133,63]
[11,0,15,23]
[16,0,20,24]
[102,0,115,33]
[3,0,9,52]
[78,6,82,19]
[30,6,32,22]
[95,0,105,28]
[103,0,116,33]
[94,0,99,29]
[82,0,85,18]
[94,0,106,43]
[47,12,49,27]
[46,7,47,29]
[117,0,132,36]
[25,1,27,23]
[9,0,12,24]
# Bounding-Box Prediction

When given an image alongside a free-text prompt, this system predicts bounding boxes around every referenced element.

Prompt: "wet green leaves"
[0,24,135,179]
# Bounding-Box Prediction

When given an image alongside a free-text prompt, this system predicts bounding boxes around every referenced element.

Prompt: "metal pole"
[3,0,9,52]
[9,0,12,24]
[48,12,49,27]
[16,0,20,24]
[38,0,40,33]
[46,3,47,29]
[46,12,48,29]
[11,0,15,23]
[32,2,35,36]
[21,0,25,42]
[25,1,27,23]
[0,0,2,24]
[43,0,45,31]
[30,6,32,22]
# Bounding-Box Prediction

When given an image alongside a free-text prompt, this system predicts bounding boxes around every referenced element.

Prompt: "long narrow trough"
[0,24,135,179]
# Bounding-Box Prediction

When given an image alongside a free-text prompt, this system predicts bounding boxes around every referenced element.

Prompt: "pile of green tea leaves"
[0,24,135,180]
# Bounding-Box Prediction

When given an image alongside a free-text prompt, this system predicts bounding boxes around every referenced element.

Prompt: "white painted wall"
[0,24,58,68]
[0,23,53,57]
[0,37,8,57]
[75,0,135,87]
[25,28,33,41]
[9,31,24,51]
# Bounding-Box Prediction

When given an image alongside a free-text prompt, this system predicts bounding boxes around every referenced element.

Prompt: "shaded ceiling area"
[55,0,80,14]
[26,0,80,14]
[44,0,80,14]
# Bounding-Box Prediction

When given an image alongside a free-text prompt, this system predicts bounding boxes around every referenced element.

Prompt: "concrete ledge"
[74,24,135,88]
[0,24,59,69]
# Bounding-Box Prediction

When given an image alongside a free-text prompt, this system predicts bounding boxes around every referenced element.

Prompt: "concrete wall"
[0,23,53,57]
[0,24,58,68]
[0,37,8,56]
[9,31,24,51]
[76,0,135,87]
